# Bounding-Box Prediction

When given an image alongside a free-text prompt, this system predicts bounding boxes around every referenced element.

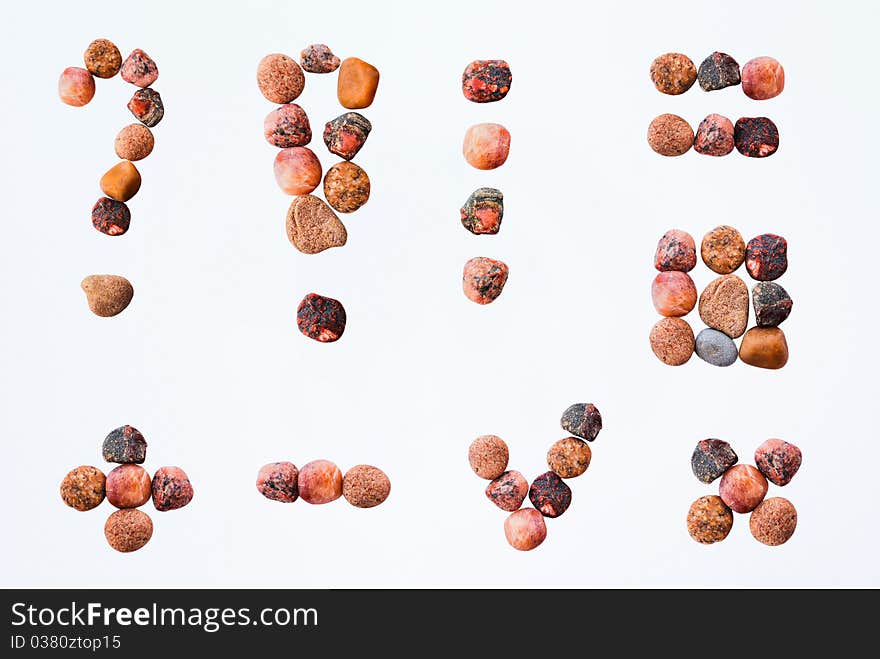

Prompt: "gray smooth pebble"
[695,328,738,367]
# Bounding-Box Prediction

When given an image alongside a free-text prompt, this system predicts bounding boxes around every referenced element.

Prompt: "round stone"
[529,471,572,518]
[734,117,779,158]
[60,466,106,511]
[81,274,134,317]
[655,229,696,272]
[151,466,194,511]
[697,52,741,91]
[462,59,512,103]
[694,328,738,367]
[91,197,131,236]
[462,257,509,304]
[286,195,347,254]
[102,425,147,464]
[256,462,299,502]
[750,497,797,546]
[323,161,370,213]
[753,282,793,327]
[647,114,693,156]
[687,495,733,544]
[264,104,311,148]
[741,57,785,100]
[701,225,745,274]
[337,57,380,109]
[652,271,697,317]
[114,124,154,161]
[121,49,158,87]
[296,292,346,342]
[58,67,95,107]
[650,53,697,95]
[739,327,789,369]
[300,44,340,74]
[504,508,547,551]
[463,123,511,170]
[754,439,802,486]
[698,274,749,338]
[274,147,322,195]
[650,317,695,366]
[547,437,592,478]
[694,113,735,156]
[485,470,528,512]
[560,403,602,442]
[342,465,391,508]
[257,54,304,103]
[84,39,122,79]
[746,234,788,281]
[106,464,152,509]
[468,435,509,480]
[127,88,164,127]
[298,460,343,504]
[461,188,503,235]
[691,439,738,484]
[105,509,153,552]
[719,464,768,514]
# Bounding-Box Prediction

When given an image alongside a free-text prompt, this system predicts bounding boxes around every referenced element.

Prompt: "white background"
[1,0,878,588]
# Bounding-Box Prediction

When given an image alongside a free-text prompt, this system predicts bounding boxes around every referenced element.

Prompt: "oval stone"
[699,274,749,338]
[650,318,694,366]
[652,271,697,317]
[739,327,789,369]
[694,328,738,367]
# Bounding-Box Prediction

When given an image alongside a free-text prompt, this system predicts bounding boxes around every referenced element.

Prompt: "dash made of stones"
[650,52,784,100]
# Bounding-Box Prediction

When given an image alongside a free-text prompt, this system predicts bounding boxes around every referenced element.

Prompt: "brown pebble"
[649,317,695,366]
[257,54,304,103]
[739,327,789,369]
[468,435,509,480]
[342,465,391,508]
[701,225,745,274]
[104,509,153,552]
[647,114,693,156]
[100,161,141,202]
[84,38,122,78]
[547,437,592,478]
[285,194,347,254]
[485,470,528,512]
[337,57,380,109]
[650,53,697,95]
[699,274,749,338]
[114,124,154,161]
[687,495,733,544]
[323,161,370,213]
[750,497,797,546]
[60,466,106,511]
[81,275,134,317]
[504,508,547,551]
[106,464,152,509]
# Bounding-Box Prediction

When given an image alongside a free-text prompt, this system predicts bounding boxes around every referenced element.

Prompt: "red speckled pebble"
[694,113,735,157]
[462,257,509,304]
[121,49,158,87]
[264,104,311,148]
[655,229,696,272]
[256,462,299,502]
[754,439,802,486]
[151,466,194,511]
[485,470,528,512]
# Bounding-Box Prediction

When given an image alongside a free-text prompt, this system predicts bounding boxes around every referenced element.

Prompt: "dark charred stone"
[691,439,738,484]
[297,293,346,342]
[103,425,147,464]
[734,117,778,158]
[745,234,788,281]
[462,60,512,103]
[753,282,793,327]
[91,197,131,236]
[460,188,503,235]
[560,403,602,441]
[528,471,572,518]
[323,112,371,160]
[697,52,741,91]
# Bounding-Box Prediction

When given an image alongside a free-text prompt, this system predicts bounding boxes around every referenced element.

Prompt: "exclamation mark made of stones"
[61,40,163,317]
[460,60,512,304]
[257,46,379,343]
